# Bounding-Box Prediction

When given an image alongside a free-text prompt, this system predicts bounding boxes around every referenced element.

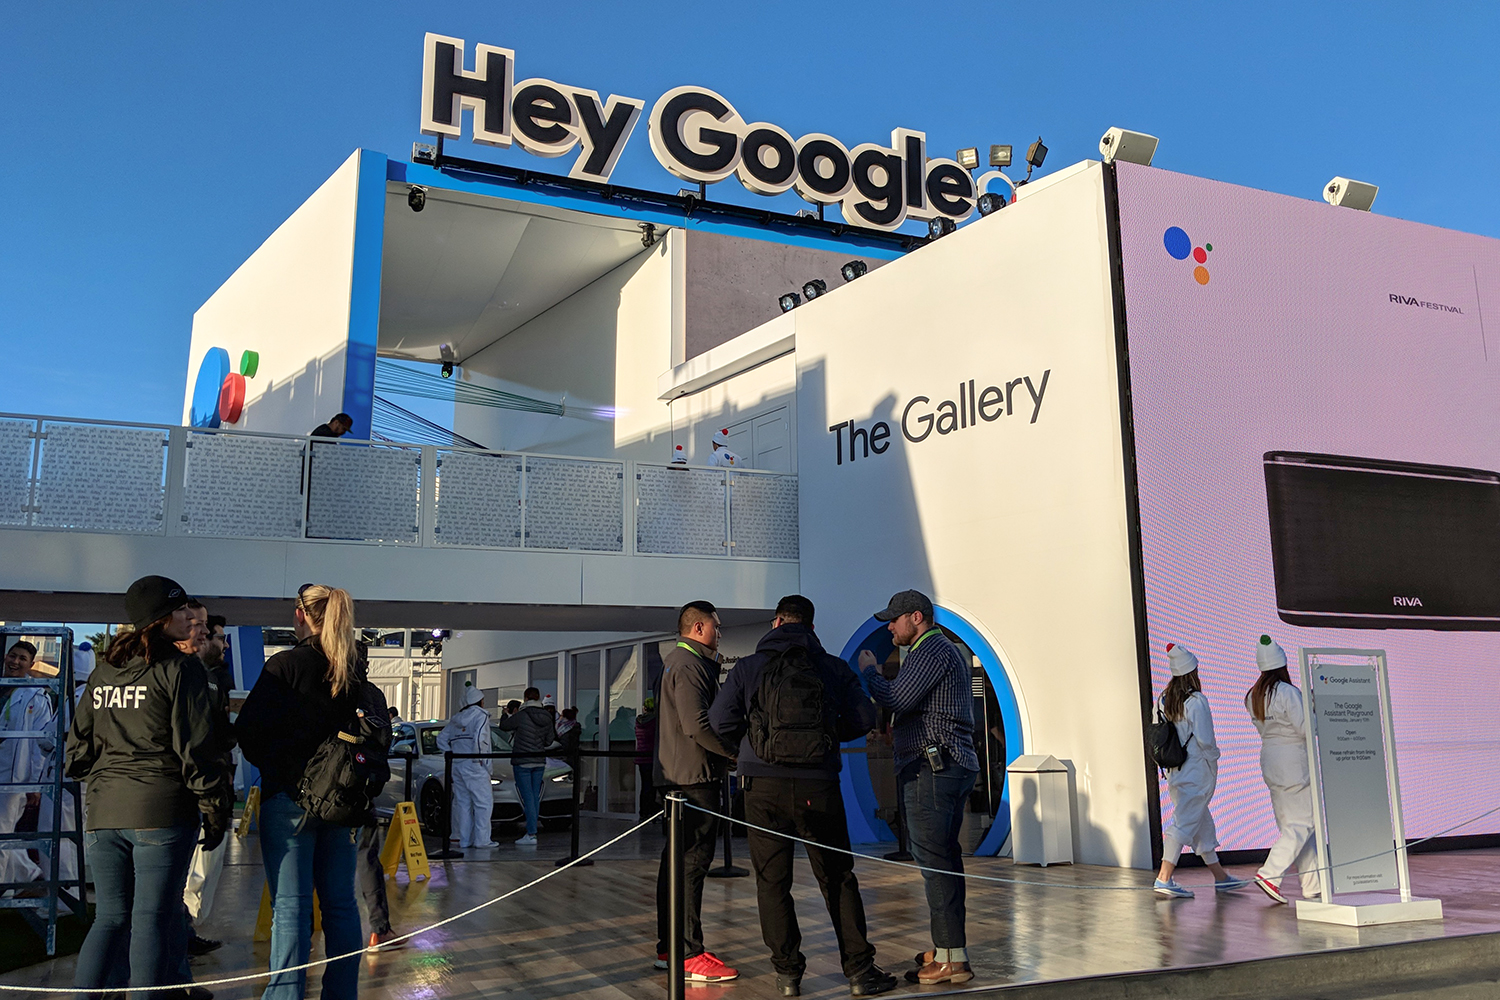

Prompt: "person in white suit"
[706,428,742,468]
[438,685,495,848]
[1245,635,1321,904]
[0,641,48,888]
[1154,643,1248,899]
[34,641,93,886]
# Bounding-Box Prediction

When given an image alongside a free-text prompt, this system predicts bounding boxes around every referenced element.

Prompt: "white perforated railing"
[0,413,797,559]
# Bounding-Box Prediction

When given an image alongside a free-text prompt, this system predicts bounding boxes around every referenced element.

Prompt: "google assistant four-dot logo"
[1163,226,1213,285]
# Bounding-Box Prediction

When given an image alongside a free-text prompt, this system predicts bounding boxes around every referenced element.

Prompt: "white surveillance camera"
[1099,128,1159,166]
[1323,177,1378,211]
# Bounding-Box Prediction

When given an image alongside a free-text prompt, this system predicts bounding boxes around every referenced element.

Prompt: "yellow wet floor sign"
[380,801,430,882]
[236,785,261,839]
[255,884,321,942]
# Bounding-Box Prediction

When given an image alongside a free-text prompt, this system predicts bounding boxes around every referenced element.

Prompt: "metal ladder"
[0,626,86,954]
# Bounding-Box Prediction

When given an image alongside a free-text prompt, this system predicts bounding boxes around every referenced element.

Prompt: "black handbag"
[1145,709,1191,772]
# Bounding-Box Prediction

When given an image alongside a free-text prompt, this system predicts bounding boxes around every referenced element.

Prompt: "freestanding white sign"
[1297,648,1441,925]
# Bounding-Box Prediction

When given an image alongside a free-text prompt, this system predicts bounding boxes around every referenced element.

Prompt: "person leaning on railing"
[66,575,232,1000]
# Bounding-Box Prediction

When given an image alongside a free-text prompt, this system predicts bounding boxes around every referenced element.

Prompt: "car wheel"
[419,781,447,835]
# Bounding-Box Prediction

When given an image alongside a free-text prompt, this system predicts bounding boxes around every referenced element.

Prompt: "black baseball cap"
[873,589,934,622]
[125,575,191,630]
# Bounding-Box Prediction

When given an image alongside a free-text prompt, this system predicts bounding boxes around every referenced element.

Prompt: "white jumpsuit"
[437,706,494,847]
[32,693,81,885]
[1248,682,1320,897]
[1160,690,1221,863]
[0,685,49,885]
[707,447,741,468]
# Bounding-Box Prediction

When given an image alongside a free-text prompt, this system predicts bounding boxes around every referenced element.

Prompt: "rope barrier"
[8,798,1500,994]
[684,799,1500,892]
[0,812,664,995]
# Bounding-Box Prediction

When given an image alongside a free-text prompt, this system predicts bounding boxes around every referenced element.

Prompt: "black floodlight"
[928,217,957,239]
[441,362,454,379]
[407,185,427,212]
[990,144,1013,168]
[1026,137,1048,169]
[977,192,1007,216]
[956,147,980,171]
[803,278,828,300]
[412,142,438,165]
[778,291,802,312]
[840,259,868,282]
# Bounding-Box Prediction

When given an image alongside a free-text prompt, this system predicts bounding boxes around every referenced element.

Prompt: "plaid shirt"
[865,629,979,773]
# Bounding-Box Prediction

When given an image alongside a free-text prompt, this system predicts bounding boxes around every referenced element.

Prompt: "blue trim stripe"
[387,159,906,261]
[342,149,387,437]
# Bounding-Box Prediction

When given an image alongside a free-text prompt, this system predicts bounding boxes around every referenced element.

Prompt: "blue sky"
[3,2,1497,425]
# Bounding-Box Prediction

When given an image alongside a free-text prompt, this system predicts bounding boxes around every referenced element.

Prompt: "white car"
[375,720,575,834]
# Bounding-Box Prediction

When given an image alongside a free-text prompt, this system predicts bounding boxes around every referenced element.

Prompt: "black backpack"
[1145,708,1191,772]
[295,681,393,826]
[748,645,836,766]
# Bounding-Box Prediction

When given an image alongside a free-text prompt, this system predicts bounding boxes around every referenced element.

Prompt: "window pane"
[448,669,476,718]
[528,656,558,702]
[573,650,601,744]
[605,645,640,814]
[605,646,639,741]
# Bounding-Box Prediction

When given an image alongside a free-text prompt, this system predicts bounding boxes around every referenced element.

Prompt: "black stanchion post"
[555,747,593,868]
[402,751,415,806]
[429,751,464,860]
[705,771,747,878]
[666,791,686,1000]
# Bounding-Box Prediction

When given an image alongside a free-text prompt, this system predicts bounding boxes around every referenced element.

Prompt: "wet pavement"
[6,817,1499,999]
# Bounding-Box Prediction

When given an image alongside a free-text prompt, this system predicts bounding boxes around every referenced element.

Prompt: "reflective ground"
[8,818,1499,999]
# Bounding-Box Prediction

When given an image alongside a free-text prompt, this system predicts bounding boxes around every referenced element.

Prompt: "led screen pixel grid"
[1115,162,1500,850]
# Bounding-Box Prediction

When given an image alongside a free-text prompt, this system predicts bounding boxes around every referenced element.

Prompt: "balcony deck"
[0,414,798,627]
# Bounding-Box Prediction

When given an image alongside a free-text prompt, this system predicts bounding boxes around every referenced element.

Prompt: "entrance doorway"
[839,609,1022,856]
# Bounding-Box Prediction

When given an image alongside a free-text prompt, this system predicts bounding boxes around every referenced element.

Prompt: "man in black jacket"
[710,595,895,998]
[652,601,739,982]
[182,614,237,956]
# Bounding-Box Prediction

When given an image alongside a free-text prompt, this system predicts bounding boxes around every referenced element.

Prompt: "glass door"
[603,645,640,816]
[572,650,601,811]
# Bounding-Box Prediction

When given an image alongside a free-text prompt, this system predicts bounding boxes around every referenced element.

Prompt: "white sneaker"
[476,841,500,848]
[515,833,538,845]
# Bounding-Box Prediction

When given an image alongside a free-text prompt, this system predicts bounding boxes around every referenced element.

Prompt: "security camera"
[1323,177,1378,212]
[1099,128,1159,166]
[407,185,427,212]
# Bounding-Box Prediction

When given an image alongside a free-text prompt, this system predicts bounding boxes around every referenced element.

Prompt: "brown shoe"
[905,952,935,983]
[368,930,407,951]
[916,960,974,985]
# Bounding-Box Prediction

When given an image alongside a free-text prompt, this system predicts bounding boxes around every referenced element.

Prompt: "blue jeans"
[515,765,545,836]
[259,793,362,1000]
[75,824,197,999]
[899,760,977,948]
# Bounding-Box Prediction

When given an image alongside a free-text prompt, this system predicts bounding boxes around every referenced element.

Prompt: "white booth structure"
[7,43,1499,868]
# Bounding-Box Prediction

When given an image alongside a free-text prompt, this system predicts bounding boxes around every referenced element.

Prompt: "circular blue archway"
[838,607,1023,856]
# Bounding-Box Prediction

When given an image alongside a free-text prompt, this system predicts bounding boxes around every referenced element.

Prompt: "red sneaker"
[1255,874,1287,904]
[684,952,738,982]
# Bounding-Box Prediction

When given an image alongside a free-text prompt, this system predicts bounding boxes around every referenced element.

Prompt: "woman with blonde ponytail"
[237,584,366,1000]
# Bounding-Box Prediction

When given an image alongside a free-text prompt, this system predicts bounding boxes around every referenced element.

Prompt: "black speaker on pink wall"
[1264,451,1500,630]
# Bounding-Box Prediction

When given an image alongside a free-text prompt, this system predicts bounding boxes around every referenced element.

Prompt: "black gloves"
[200,789,233,852]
